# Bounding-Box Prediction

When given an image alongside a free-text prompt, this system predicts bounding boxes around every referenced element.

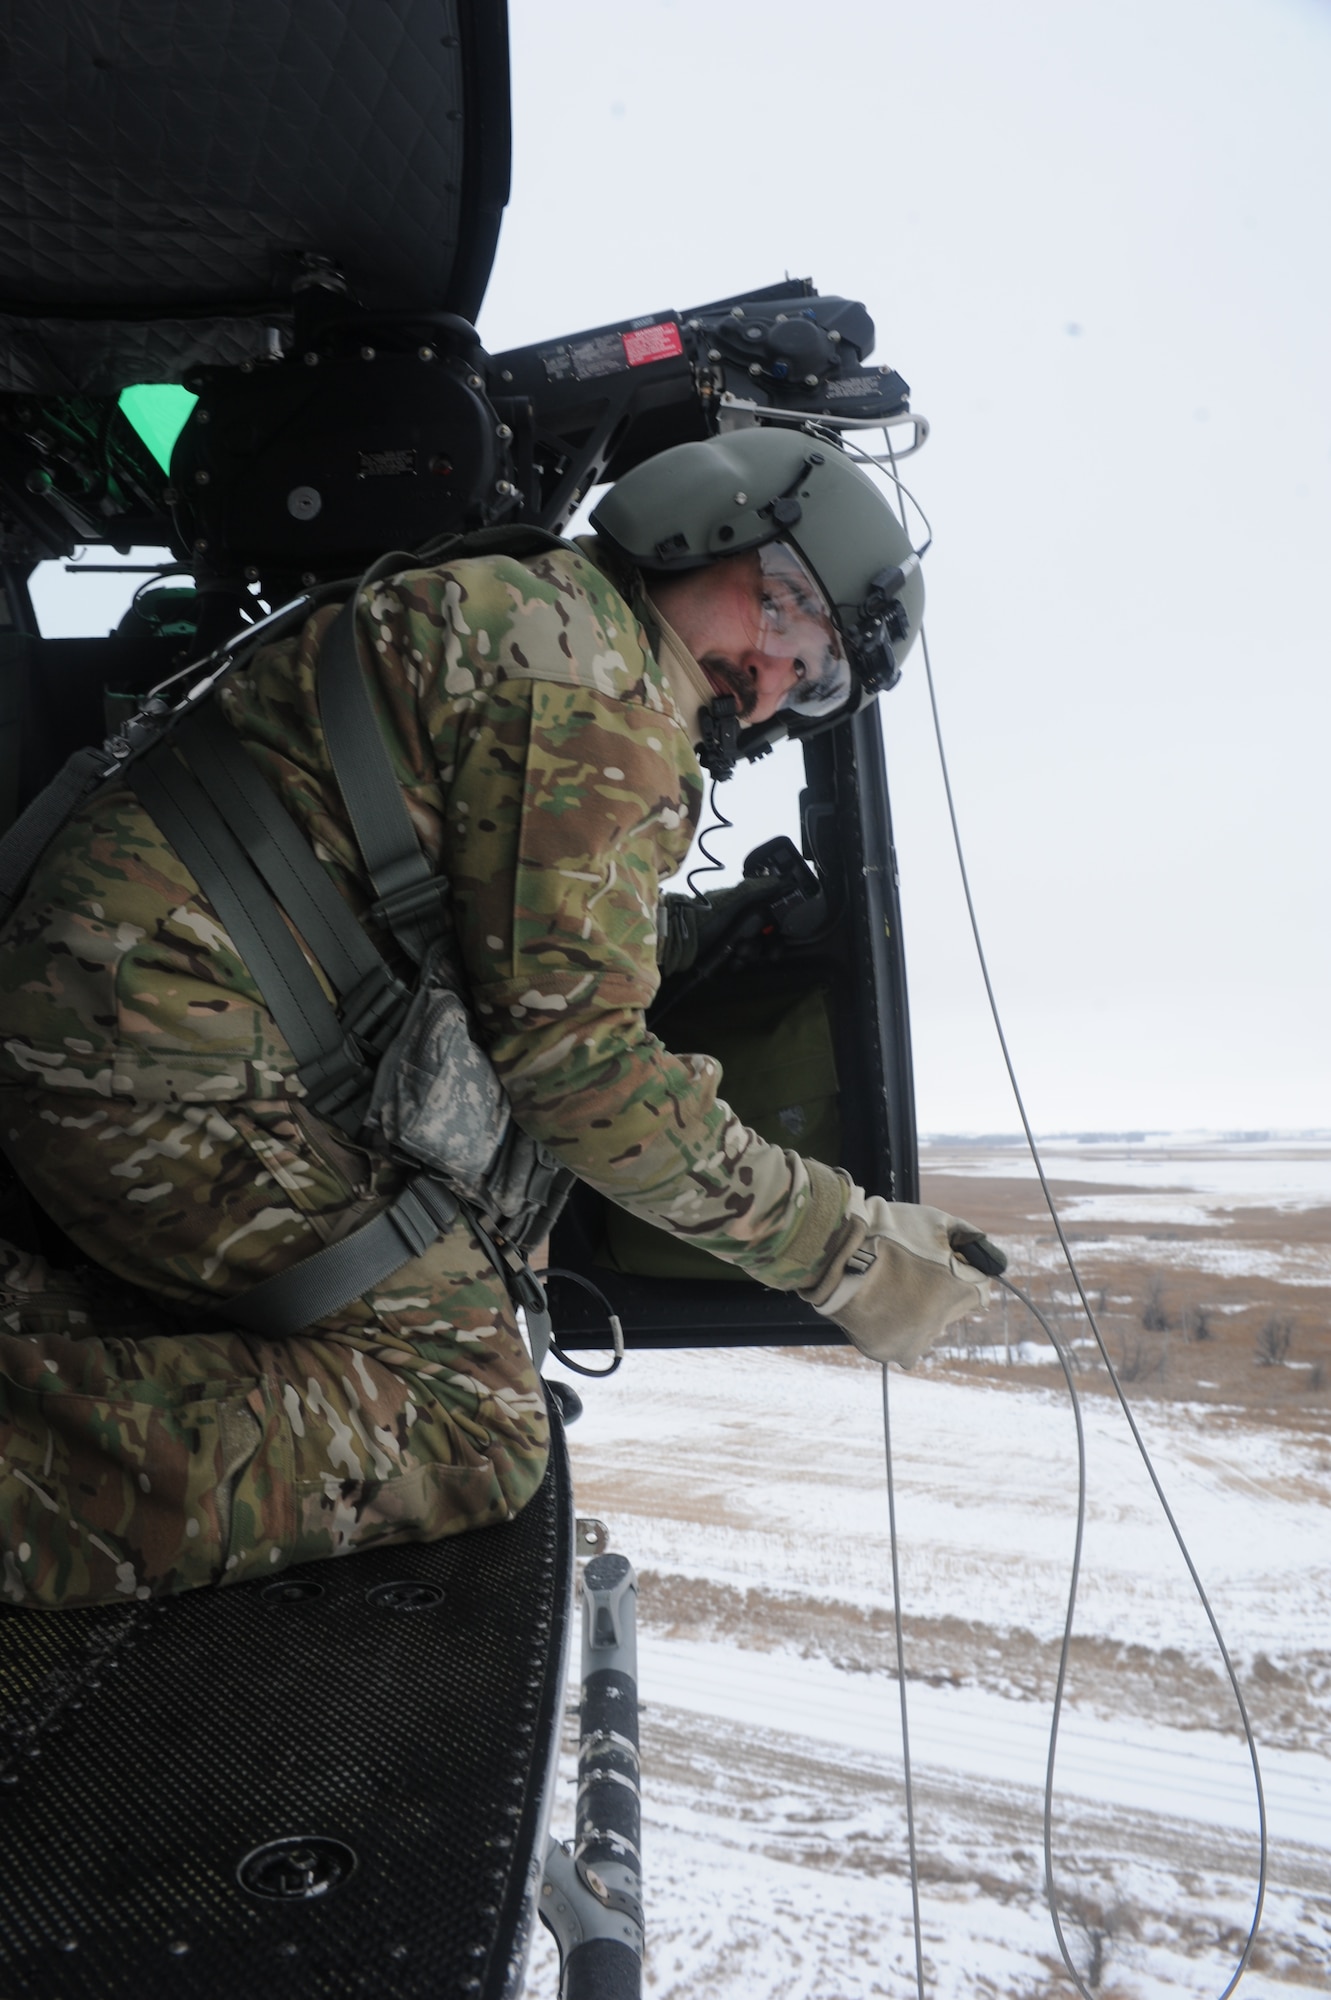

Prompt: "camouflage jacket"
[0,547,849,1289]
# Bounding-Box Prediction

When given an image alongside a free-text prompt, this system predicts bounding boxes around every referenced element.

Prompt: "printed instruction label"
[622,321,684,367]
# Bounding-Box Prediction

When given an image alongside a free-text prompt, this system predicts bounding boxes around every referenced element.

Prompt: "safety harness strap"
[0,587,336,930]
[177,705,386,999]
[0,742,115,924]
[130,751,370,1133]
[176,704,411,1062]
[223,1174,459,1340]
[315,592,444,967]
[311,580,558,1362]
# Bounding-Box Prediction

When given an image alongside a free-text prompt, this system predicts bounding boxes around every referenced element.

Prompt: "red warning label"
[622,321,684,367]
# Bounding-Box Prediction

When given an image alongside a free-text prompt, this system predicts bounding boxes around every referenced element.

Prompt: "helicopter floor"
[0,1390,573,2000]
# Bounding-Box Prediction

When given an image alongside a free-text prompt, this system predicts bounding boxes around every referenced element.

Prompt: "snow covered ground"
[526,1140,1331,1998]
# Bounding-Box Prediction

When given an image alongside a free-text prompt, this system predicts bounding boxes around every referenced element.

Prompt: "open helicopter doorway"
[0,4,933,1995]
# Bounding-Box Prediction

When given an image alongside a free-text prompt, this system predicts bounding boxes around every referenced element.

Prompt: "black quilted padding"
[0,1398,572,2000]
[0,1,510,390]
[0,309,277,394]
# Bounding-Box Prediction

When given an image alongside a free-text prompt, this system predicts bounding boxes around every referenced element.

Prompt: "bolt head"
[302,351,319,367]
[496,423,513,440]
[418,346,435,361]
[749,362,762,377]
[287,484,322,522]
[733,491,748,506]
[500,368,514,382]
[193,469,210,485]
[360,345,376,361]
[804,373,820,386]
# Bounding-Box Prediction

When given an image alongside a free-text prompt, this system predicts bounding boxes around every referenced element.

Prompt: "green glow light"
[117,383,199,474]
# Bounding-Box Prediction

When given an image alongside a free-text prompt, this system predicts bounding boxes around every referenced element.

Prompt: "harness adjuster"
[296,1040,373,1132]
[339,961,412,1058]
[369,875,450,947]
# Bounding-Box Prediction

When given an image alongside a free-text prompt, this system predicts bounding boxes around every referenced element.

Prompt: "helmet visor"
[753,541,853,721]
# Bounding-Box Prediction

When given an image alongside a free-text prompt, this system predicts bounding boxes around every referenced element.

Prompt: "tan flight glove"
[800,1191,1006,1368]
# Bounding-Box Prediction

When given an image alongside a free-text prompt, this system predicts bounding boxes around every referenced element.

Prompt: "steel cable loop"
[995,1277,1092,1997]
[881,1366,927,2000]
[902,592,1267,1997]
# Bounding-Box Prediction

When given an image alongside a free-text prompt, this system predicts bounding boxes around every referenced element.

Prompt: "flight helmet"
[590,427,923,772]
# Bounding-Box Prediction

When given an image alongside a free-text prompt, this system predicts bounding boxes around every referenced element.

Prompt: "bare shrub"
[1255,1315,1293,1367]
[1141,1279,1171,1333]
[1185,1305,1214,1343]
[1059,1894,1136,1991]
[1308,1361,1325,1393]
[1118,1335,1165,1383]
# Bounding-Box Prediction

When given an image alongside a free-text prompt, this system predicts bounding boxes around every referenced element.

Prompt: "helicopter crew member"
[0,429,1003,1608]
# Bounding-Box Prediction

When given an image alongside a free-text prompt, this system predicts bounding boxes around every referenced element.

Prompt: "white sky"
[34,0,1331,1136]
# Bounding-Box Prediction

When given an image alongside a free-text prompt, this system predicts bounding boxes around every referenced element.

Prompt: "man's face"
[651,550,843,726]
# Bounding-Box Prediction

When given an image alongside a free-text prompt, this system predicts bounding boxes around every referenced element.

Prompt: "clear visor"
[752,541,853,720]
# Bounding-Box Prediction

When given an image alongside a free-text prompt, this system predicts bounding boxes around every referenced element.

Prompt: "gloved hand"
[800,1193,1007,1369]
[656,879,785,978]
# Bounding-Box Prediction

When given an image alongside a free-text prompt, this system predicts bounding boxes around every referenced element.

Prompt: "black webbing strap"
[0,743,114,924]
[130,750,369,1131]
[223,1174,459,1339]
[176,705,410,1057]
[315,595,443,966]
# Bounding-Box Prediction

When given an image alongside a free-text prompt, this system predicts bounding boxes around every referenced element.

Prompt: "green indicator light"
[117,383,199,474]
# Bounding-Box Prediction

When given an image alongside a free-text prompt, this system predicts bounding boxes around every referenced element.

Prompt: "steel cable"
[900,617,1268,1999]
[881,1366,927,2000]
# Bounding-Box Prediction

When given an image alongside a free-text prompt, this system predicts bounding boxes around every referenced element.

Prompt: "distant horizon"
[921,1129,1331,1146]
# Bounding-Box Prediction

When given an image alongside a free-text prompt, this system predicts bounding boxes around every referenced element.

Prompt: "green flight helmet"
[590,426,924,770]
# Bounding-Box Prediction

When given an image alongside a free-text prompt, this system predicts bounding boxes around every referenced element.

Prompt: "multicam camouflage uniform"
[0,548,851,1606]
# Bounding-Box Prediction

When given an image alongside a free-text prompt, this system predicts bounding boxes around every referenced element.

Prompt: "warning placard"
[622,321,684,368]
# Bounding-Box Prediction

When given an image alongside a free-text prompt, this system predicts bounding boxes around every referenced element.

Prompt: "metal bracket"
[575,1518,609,1558]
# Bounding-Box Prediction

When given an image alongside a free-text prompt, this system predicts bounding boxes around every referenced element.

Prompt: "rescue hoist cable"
[877,607,1269,1999]
[880,1366,926,2000]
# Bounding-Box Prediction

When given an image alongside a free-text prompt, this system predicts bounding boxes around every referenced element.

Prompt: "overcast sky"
[480,0,1331,1137]
[35,0,1330,1137]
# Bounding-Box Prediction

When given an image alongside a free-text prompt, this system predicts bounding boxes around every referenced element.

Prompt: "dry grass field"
[916,1140,1331,1429]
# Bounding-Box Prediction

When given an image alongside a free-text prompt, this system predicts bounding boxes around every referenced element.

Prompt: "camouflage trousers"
[0,1085,549,1610]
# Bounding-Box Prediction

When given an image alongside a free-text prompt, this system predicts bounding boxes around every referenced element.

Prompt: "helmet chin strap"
[639,588,742,779]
